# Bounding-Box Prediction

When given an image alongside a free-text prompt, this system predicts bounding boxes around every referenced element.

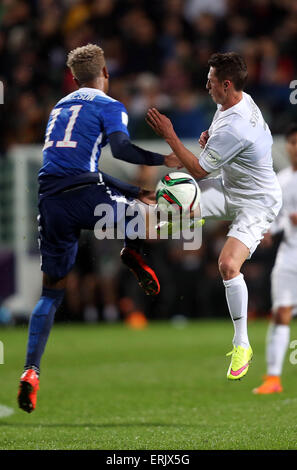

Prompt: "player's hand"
[199,130,209,148]
[164,152,183,169]
[290,213,297,225]
[146,108,175,140]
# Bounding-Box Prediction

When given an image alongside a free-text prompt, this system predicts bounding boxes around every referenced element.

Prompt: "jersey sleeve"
[100,101,130,137]
[199,126,244,173]
[269,169,290,234]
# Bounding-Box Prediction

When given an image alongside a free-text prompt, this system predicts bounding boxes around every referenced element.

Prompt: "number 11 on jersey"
[43,105,82,150]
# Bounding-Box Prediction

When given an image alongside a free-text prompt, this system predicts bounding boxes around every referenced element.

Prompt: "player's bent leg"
[218,237,253,380]
[274,306,292,326]
[253,306,292,394]
[18,274,67,413]
[121,198,160,296]
[120,247,160,296]
[93,183,160,296]
[119,196,161,296]
[218,237,250,280]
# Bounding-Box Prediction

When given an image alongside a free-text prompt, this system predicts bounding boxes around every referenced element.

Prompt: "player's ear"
[223,80,231,90]
[102,66,109,79]
[73,77,80,87]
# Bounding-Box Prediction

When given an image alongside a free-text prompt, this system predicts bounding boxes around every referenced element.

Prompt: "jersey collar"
[78,87,108,98]
[217,92,247,117]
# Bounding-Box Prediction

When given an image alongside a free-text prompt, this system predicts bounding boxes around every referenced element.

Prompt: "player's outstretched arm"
[108,131,182,169]
[146,108,208,180]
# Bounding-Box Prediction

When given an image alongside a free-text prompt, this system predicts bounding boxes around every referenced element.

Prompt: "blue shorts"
[38,183,135,280]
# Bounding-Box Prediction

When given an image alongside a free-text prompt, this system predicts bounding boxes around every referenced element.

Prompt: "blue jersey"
[39,87,129,177]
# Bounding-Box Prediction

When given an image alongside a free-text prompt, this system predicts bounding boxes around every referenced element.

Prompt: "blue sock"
[25,287,65,372]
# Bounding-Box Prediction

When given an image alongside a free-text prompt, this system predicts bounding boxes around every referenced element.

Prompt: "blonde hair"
[66,44,105,84]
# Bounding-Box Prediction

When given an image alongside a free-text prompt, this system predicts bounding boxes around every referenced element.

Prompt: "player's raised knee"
[218,257,239,280]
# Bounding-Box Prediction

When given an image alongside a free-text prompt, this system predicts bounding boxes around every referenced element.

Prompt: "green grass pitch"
[0,319,297,450]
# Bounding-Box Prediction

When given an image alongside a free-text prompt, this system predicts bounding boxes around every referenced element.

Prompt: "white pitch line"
[0,404,14,418]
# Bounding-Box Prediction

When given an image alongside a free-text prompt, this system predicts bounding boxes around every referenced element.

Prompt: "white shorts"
[199,176,276,258]
[271,243,297,312]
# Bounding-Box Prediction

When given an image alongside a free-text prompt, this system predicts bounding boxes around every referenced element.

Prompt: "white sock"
[223,273,250,348]
[266,323,290,376]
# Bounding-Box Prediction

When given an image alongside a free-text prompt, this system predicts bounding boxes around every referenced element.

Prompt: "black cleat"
[120,247,160,296]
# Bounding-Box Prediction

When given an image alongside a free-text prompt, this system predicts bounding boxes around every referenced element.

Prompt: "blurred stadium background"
[1,0,297,325]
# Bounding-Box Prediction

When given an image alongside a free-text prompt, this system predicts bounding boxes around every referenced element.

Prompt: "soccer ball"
[155,172,200,214]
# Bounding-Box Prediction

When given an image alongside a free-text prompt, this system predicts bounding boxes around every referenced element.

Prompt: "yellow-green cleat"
[226,345,253,380]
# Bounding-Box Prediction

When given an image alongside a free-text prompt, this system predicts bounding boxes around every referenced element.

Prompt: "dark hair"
[208,52,248,91]
[285,123,297,140]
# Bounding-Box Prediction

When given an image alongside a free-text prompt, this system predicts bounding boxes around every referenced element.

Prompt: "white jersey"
[271,167,297,309]
[271,167,297,270]
[199,92,282,217]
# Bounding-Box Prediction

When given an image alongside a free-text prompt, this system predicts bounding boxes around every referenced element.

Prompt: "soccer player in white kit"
[147,52,282,380]
[253,124,297,394]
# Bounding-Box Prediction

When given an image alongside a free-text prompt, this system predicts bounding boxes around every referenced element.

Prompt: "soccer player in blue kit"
[18,44,181,413]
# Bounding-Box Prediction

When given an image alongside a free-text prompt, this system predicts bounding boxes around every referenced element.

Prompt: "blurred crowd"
[1,0,297,154]
[0,0,294,322]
